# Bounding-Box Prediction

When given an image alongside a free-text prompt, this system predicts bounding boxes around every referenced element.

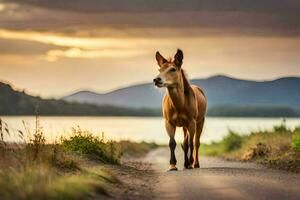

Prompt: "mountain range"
[0,82,159,116]
[63,75,300,109]
[1,75,300,117]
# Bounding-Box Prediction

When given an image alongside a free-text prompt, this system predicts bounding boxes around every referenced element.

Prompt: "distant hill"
[0,82,160,116]
[63,75,300,109]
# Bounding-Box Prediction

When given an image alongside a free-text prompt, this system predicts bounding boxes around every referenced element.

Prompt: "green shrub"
[223,131,243,152]
[292,131,300,151]
[294,126,300,133]
[61,127,119,164]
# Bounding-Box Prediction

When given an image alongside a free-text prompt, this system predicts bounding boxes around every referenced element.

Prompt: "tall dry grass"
[0,115,159,200]
[0,116,118,200]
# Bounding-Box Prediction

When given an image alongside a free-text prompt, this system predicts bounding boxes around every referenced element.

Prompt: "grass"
[201,120,300,172]
[0,165,111,200]
[292,128,300,150]
[0,116,159,200]
[61,127,120,164]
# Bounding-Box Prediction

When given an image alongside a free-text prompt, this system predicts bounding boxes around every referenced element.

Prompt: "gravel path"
[143,147,300,200]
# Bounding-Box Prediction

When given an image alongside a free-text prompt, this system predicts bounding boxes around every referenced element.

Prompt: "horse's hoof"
[193,164,200,168]
[184,165,193,170]
[168,167,178,171]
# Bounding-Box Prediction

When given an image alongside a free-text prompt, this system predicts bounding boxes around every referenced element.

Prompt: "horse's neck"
[167,86,185,112]
[167,70,190,112]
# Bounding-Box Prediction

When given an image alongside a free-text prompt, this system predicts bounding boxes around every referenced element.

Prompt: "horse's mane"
[180,69,191,95]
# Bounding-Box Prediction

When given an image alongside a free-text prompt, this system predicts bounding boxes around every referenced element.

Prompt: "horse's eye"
[170,68,176,72]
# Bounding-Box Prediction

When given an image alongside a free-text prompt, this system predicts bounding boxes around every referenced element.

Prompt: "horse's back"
[191,85,207,120]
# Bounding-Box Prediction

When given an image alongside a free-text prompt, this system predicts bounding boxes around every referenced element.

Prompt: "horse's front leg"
[165,120,177,171]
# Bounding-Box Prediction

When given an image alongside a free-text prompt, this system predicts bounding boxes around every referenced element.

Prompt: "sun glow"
[45,48,144,61]
[0,29,169,49]
[0,29,135,48]
[0,29,169,60]
[0,3,6,11]
[0,3,19,12]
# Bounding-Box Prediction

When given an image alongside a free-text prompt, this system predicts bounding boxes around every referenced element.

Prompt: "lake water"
[1,116,300,144]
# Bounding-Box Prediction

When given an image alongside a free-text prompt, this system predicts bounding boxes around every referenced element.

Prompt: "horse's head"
[153,49,184,88]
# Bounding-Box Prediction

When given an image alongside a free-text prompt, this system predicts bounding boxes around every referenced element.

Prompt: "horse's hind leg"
[187,120,196,167]
[183,127,191,169]
[193,118,205,168]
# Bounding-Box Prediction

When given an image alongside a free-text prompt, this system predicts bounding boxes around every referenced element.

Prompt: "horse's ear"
[155,51,167,67]
[174,49,183,68]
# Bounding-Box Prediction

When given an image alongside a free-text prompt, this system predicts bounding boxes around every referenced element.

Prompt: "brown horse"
[153,49,207,171]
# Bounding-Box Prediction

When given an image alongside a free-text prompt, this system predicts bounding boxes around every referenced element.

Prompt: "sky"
[0,0,299,98]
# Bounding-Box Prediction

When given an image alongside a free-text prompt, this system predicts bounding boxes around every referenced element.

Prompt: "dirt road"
[143,147,300,200]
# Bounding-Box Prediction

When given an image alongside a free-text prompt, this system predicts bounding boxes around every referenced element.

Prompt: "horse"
[153,49,207,171]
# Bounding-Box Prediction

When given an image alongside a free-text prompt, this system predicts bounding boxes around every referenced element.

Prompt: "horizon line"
[1,74,300,100]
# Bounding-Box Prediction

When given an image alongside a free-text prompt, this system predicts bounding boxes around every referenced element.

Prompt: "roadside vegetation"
[201,120,300,172]
[0,117,158,200]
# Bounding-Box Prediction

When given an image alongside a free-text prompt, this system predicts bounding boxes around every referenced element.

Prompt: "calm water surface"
[1,116,300,144]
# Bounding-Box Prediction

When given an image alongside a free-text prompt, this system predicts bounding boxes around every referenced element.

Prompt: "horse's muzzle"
[153,77,163,87]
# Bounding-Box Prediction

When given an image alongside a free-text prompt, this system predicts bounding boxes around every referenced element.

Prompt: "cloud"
[0,29,163,60]
[0,29,127,48]
[7,0,300,13]
[0,38,54,55]
[0,0,300,98]
[0,1,299,37]
[0,29,170,48]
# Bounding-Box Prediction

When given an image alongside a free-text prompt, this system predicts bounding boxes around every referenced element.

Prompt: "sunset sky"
[0,0,299,98]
